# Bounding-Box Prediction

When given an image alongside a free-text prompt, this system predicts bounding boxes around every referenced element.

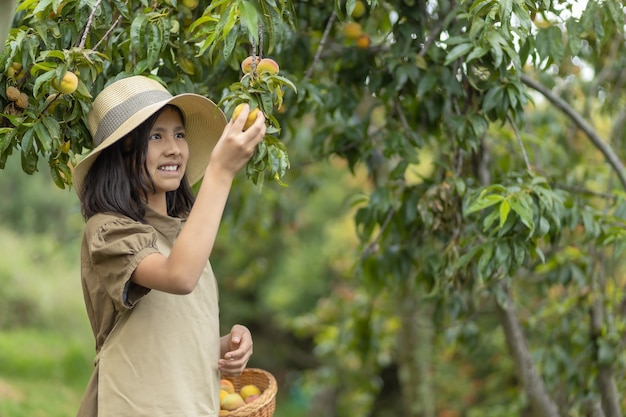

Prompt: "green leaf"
[21,128,35,153]
[535,25,564,66]
[21,149,38,174]
[240,0,260,45]
[33,120,51,153]
[41,116,61,145]
[499,199,511,227]
[469,0,497,16]
[477,242,494,273]
[50,164,66,189]
[146,22,162,70]
[466,46,489,63]
[417,73,438,97]
[509,195,534,231]
[465,193,505,214]
[130,13,148,55]
[444,43,474,65]
[223,25,239,61]
[220,4,240,49]
[482,86,504,113]
[1,127,17,152]
[203,0,231,14]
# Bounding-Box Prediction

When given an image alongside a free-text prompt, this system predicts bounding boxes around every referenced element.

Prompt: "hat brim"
[73,93,227,197]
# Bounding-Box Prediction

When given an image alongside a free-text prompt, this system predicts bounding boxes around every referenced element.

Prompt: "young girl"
[73,75,266,416]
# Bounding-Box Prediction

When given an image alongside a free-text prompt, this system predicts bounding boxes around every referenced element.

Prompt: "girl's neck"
[146,193,168,216]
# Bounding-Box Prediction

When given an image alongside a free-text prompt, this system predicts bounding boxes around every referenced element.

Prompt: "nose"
[164,134,182,156]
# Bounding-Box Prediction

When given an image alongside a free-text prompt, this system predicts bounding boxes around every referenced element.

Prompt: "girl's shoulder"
[86,211,138,230]
[84,212,157,243]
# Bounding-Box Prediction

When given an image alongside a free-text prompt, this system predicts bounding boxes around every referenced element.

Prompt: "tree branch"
[520,74,626,191]
[78,0,103,49]
[589,258,623,417]
[495,281,562,417]
[507,114,532,173]
[93,15,122,51]
[361,208,395,258]
[304,11,337,80]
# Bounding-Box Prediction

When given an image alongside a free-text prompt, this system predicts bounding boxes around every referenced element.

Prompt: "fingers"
[229,103,266,137]
[218,325,253,376]
[218,347,252,375]
[206,106,266,177]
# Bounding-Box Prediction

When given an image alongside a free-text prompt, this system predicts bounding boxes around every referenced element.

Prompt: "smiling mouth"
[158,164,180,172]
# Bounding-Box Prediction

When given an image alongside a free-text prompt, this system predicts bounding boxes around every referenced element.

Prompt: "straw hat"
[73,75,227,196]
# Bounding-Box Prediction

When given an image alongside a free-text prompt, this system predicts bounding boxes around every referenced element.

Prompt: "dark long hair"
[80,105,195,222]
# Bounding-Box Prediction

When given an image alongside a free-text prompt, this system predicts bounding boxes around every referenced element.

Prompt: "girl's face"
[144,107,189,210]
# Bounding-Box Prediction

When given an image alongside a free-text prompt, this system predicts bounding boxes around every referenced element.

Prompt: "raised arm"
[132,105,266,294]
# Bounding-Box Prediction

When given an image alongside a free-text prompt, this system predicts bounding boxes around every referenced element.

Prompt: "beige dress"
[76,207,221,417]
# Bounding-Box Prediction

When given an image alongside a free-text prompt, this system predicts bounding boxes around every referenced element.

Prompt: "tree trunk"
[590,285,622,417]
[495,281,562,417]
[396,289,435,417]
[598,366,621,417]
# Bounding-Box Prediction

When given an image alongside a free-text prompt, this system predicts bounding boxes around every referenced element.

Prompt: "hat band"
[92,90,172,145]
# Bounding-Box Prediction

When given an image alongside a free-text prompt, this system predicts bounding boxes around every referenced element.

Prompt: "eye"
[175,131,186,140]
[149,132,161,141]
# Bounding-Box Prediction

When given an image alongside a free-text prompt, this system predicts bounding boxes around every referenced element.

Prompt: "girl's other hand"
[218,324,253,376]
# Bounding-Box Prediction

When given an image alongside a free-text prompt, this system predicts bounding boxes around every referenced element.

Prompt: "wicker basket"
[220,368,277,417]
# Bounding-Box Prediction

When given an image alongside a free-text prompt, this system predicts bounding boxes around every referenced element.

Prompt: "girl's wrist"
[203,162,236,187]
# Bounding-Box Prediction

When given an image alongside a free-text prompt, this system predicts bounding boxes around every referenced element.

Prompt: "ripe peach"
[232,103,260,130]
[221,393,245,411]
[351,0,366,18]
[181,0,199,10]
[220,379,235,394]
[239,384,261,400]
[343,22,362,40]
[219,389,229,402]
[256,58,279,75]
[52,71,78,94]
[356,33,370,49]
[241,55,261,74]
[245,394,260,404]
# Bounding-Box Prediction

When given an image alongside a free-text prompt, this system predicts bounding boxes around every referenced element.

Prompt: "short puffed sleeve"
[84,214,161,310]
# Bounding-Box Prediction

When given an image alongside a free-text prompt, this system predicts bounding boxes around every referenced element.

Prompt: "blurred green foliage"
[3,0,626,416]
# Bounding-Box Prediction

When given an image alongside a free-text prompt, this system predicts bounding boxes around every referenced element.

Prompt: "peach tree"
[266,1,626,417]
[0,0,295,188]
[3,1,626,417]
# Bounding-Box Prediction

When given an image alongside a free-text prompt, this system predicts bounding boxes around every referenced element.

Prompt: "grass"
[0,225,93,417]
[0,329,92,417]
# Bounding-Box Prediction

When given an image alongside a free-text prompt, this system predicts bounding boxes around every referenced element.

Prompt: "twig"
[93,15,122,51]
[304,11,337,80]
[394,100,410,132]
[258,23,264,59]
[420,7,454,57]
[78,0,103,48]
[361,208,395,258]
[507,113,532,173]
[550,182,617,201]
[521,74,626,191]
[250,29,258,74]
